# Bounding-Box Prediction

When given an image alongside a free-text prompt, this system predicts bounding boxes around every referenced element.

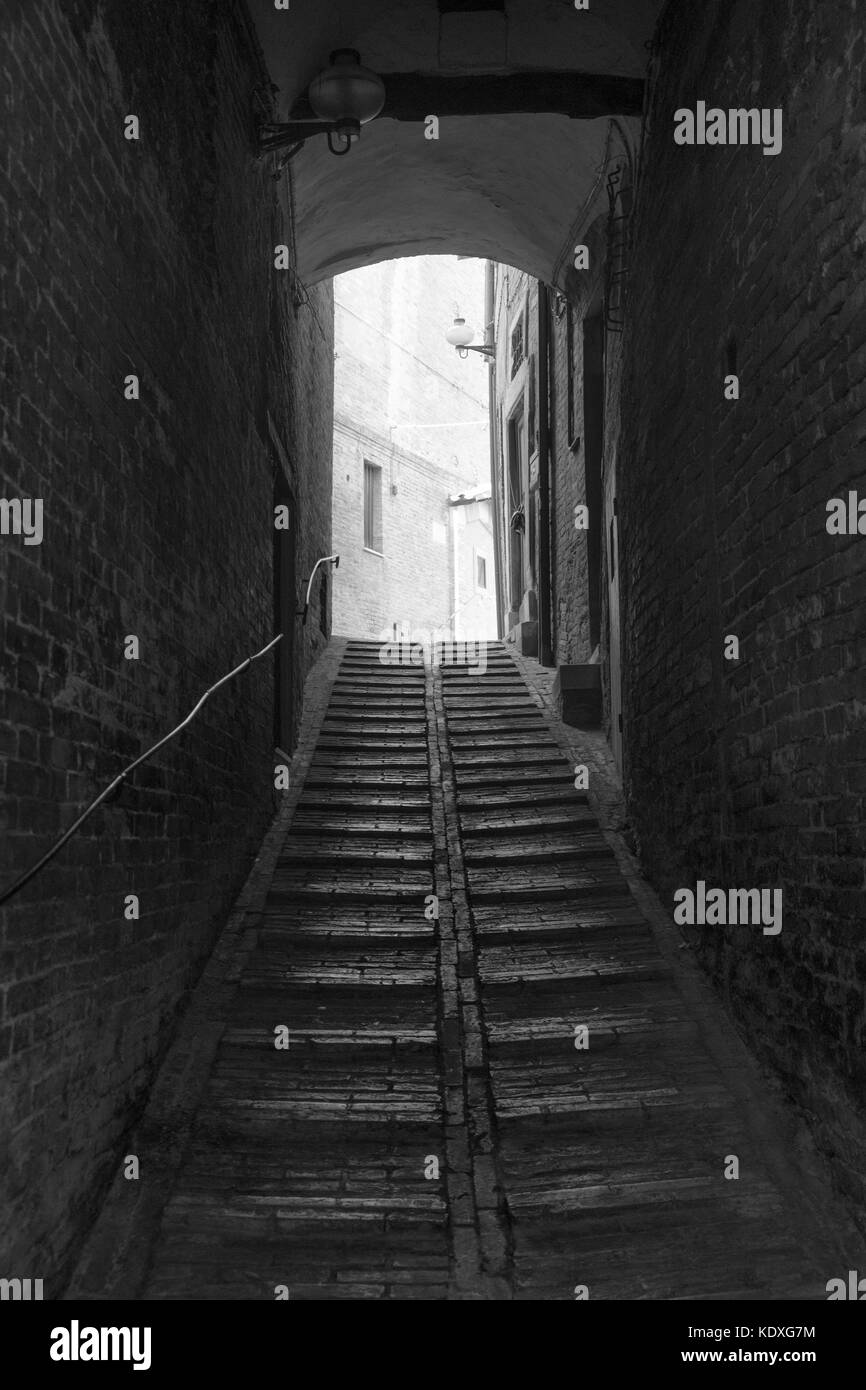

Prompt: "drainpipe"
[485,259,504,640]
[537,282,553,666]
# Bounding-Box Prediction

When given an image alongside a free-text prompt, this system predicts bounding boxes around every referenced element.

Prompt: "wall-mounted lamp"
[446,317,496,360]
[259,50,385,158]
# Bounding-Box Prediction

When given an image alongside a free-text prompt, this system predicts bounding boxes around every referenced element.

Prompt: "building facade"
[332,256,497,647]
[490,124,637,773]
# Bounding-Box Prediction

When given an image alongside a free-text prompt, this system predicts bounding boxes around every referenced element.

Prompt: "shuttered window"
[364,461,383,553]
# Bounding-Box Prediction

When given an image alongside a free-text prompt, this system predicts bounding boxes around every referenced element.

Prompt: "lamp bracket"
[258,120,334,153]
[458,343,496,360]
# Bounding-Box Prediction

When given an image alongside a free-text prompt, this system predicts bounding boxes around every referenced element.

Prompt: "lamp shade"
[308,50,386,126]
[446,317,475,348]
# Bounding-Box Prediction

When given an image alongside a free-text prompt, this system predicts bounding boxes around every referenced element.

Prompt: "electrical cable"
[0,634,283,908]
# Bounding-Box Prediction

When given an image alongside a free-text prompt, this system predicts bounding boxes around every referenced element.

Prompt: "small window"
[510,314,525,379]
[363,461,382,553]
[477,555,487,590]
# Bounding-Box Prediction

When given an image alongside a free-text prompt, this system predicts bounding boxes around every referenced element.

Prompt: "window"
[363,461,382,552]
[510,313,525,379]
[476,554,487,590]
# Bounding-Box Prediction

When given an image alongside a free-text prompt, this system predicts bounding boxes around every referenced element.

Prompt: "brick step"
[316,737,429,753]
[503,1174,774,1219]
[442,698,539,711]
[447,734,560,753]
[452,749,566,769]
[331,680,426,692]
[467,865,627,900]
[485,1008,700,1053]
[194,1071,442,1124]
[463,835,612,865]
[338,665,425,680]
[290,815,431,836]
[227,989,436,1031]
[472,901,647,941]
[319,726,428,739]
[303,771,430,788]
[343,641,404,650]
[457,787,587,812]
[309,753,428,767]
[459,809,596,835]
[489,1048,733,1119]
[440,679,526,692]
[454,768,575,790]
[269,868,432,900]
[478,942,668,988]
[221,1024,438,1050]
[297,793,432,812]
[280,840,433,864]
[446,717,548,733]
[240,960,437,989]
[323,713,427,727]
[258,919,436,946]
[331,681,425,696]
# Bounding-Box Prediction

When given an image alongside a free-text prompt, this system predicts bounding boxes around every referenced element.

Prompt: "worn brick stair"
[120,637,852,1301]
[439,642,845,1301]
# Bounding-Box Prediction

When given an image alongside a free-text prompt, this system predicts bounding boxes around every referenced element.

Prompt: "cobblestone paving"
[68,640,859,1300]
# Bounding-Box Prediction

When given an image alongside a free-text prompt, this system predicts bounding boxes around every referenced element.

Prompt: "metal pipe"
[300,554,339,624]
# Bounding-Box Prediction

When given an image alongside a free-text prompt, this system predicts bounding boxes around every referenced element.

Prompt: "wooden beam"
[290,71,644,122]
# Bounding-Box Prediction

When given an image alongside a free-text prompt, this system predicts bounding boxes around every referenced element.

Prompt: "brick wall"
[334,424,465,639]
[618,0,866,1206]
[0,0,333,1287]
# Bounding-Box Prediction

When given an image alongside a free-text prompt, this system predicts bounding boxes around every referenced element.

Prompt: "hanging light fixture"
[446,316,496,360]
[258,50,386,158]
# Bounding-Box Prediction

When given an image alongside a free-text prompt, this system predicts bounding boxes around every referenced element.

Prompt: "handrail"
[0,633,283,908]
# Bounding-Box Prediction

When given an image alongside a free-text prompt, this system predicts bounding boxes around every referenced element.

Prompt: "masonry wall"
[0,0,333,1287]
[618,0,866,1208]
[334,424,468,639]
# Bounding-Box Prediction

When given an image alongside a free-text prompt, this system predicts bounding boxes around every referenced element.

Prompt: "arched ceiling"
[248,0,664,286]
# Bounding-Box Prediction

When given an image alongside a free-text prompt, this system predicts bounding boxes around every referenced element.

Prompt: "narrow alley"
[68,641,857,1301]
[3,0,866,1341]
